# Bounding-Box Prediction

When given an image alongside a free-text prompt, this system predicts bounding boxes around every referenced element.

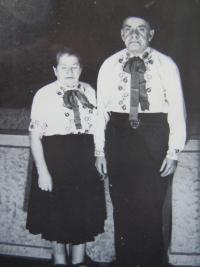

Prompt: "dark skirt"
[105,112,171,267]
[26,134,106,244]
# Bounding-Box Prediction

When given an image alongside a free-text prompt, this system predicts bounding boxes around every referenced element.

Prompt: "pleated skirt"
[26,134,106,244]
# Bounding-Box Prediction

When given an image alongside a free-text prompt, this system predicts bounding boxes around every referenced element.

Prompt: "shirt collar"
[125,47,152,60]
[56,80,81,95]
[119,47,154,67]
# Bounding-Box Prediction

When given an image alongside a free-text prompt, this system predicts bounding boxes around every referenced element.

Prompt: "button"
[65,112,70,117]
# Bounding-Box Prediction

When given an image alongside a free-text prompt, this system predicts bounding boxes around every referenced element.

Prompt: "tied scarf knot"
[63,89,95,129]
[123,56,150,129]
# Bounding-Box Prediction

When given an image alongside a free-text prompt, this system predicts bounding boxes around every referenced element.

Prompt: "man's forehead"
[123,17,150,28]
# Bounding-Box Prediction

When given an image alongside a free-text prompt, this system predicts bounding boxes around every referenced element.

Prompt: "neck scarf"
[63,89,95,129]
[123,56,149,129]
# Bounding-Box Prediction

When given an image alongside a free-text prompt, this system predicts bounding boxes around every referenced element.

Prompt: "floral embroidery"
[145,74,152,80]
[123,77,128,83]
[29,120,48,132]
[117,51,131,110]
[142,50,154,66]
[163,89,168,103]
[123,92,128,97]
[57,90,63,96]
[122,105,127,110]
[117,49,155,111]
[146,87,152,93]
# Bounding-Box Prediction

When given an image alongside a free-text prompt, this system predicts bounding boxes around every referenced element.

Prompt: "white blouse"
[29,81,97,136]
[94,47,187,160]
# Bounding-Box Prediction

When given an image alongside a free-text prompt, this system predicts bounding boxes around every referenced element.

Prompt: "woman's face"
[53,54,82,87]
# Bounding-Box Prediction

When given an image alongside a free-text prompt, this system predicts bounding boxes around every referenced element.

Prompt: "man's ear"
[149,29,155,42]
[121,29,125,42]
[53,66,57,77]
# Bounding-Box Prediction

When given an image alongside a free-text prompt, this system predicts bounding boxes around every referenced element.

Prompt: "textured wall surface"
[86,178,115,262]
[0,108,30,131]
[0,145,51,258]
[169,140,200,266]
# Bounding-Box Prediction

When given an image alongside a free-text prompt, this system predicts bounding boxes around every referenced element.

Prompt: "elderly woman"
[26,47,106,266]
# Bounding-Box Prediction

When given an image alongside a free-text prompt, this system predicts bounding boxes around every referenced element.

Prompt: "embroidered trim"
[29,120,48,133]
[117,49,154,111]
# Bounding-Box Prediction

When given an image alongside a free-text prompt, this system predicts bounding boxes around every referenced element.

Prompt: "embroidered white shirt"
[29,81,97,136]
[94,48,186,160]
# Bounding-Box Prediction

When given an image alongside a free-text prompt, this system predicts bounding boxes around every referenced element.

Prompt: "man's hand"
[160,157,177,177]
[38,168,53,192]
[95,156,107,179]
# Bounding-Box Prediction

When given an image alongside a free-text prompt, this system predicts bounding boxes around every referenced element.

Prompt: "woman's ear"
[79,67,83,76]
[121,28,125,43]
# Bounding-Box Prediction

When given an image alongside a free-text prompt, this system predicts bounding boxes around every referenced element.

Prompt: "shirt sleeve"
[94,61,111,157]
[165,60,187,160]
[29,90,48,135]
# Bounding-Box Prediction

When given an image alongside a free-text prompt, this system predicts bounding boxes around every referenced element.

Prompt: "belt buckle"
[130,119,140,129]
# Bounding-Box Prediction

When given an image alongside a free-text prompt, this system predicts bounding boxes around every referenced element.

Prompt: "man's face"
[53,54,82,87]
[121,17,154,55]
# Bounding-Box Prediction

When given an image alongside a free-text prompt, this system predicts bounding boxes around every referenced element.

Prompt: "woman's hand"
[95,156,107,179]
[38,168,53,192]
[29,131,53,192]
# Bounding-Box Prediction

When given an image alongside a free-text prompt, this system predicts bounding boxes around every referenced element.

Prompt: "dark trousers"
[105,112,172,267]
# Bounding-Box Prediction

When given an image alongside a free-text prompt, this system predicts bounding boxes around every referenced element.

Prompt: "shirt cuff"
[95,149,105,157]
[166,149,180,160]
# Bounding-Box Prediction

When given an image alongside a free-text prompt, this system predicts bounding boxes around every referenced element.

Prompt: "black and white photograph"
[0,1,200,267]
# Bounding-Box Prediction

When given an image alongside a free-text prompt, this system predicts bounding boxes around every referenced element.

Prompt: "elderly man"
[95,17,186,267]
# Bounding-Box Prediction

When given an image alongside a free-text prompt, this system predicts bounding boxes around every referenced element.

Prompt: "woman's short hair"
[52,46,82,68]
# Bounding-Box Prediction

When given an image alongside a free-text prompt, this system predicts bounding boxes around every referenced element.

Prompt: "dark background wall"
[0,0,199,113]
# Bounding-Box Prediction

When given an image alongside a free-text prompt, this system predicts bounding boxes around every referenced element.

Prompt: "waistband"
[109,112,168,129]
